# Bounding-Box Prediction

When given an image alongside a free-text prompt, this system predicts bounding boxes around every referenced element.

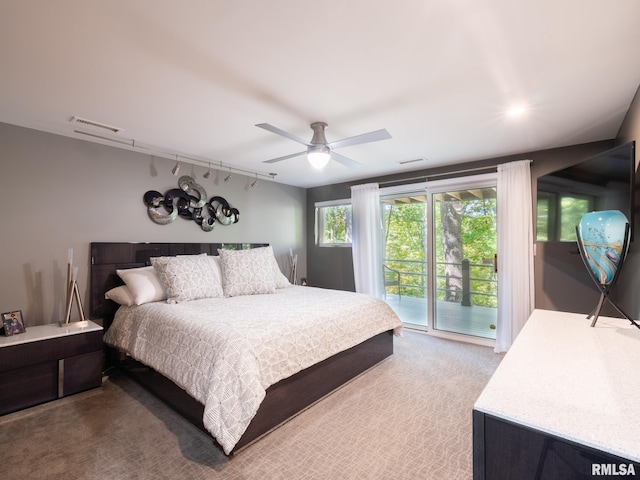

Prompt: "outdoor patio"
[384,294,497,339]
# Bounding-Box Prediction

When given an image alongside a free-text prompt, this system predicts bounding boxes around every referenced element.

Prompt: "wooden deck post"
[461,258,471,306]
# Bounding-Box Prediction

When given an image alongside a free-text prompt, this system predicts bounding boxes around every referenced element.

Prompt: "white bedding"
[104,285,402,454]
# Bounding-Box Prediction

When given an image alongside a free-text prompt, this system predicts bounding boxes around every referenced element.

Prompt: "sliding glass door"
[427,174,498,342]
[379,174,498,344]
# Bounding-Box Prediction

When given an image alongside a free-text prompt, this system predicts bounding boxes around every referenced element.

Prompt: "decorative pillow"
[178,253,224,282]
[116,266,167,305]
[151,254,223,303]
[105,285,135,306]
[218,247,277,297]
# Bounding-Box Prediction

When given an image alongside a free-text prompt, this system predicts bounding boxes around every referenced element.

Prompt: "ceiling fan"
[256,122,392,169]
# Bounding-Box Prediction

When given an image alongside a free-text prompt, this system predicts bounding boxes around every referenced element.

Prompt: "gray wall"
[0,123,306,326]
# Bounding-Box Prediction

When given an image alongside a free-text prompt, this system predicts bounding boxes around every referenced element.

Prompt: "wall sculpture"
[143,175,239,231]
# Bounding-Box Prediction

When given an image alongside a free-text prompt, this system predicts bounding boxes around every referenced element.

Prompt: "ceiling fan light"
[307,146,331,169]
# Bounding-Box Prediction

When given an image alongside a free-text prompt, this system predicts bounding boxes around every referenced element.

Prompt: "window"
[315,200,352,246]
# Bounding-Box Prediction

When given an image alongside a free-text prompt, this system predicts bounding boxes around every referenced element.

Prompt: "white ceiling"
[1,0,639,188]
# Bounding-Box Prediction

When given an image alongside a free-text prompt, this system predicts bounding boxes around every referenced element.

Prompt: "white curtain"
[495,160,535,353]
[351,183,384,298]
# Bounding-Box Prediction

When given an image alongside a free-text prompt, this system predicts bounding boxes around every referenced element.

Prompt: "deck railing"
[383,258,497,307]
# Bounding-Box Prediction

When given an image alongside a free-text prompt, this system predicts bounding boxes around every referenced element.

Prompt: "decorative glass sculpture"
[577,210,628,285]
[576,210,639,329]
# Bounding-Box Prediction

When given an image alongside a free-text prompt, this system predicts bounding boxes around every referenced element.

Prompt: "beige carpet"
[1,331,502,480]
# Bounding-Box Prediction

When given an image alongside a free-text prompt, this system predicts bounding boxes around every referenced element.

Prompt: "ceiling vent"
[70,116,123,134]
[398,157,426,165]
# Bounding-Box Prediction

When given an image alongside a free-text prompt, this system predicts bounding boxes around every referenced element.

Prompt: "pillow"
[218,247,277,296]
[105,285,135,306]
[151,254,223,303]
[178,253,223,277]
[116,266,167,305]
[182,253,225,290]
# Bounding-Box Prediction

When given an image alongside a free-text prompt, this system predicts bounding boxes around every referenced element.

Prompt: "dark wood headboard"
[90,242,268,326]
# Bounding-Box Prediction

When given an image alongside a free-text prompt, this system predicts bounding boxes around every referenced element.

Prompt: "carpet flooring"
[1,331,502,480]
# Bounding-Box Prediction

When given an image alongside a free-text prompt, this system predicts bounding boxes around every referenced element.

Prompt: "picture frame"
[2,310,26,336]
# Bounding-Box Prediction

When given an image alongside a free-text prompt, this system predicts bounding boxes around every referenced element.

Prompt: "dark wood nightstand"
[0,321,103,415]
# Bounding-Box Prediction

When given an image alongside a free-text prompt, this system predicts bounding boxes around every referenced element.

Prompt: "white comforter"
[104,286,402,454]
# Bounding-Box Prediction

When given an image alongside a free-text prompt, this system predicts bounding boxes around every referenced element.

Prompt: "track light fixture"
[72,129,277,184]
[171,155,181,175]
[250,173,258,189]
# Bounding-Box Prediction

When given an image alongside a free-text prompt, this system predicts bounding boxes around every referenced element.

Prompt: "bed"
[91,242,402,455]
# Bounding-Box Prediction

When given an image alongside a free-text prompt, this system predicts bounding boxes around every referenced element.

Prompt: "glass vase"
[577,210,629,286]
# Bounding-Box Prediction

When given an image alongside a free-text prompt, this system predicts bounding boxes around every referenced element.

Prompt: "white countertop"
[474,308,640,462]
[0,320,102,348]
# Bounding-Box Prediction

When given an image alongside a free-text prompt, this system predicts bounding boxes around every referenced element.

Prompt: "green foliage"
[319,205,352,244]
[383,202,426,298]
[460,199,497,264]
[461,198,497,307]
[384,193,497,308]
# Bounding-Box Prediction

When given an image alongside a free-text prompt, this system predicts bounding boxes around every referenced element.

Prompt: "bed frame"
[90,242,394,454]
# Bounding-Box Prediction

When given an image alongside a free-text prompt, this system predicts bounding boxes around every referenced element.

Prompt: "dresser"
[474,309,640,479]
[0,321,103,415]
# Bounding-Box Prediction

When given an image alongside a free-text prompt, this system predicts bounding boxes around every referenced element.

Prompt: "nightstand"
[0,321,103,415]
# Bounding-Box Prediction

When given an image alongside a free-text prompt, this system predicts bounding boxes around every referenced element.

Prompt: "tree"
[321,205,352,243]
[433,193,497,307]
[439,201,463,302]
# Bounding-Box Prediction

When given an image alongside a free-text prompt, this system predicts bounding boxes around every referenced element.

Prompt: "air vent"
[70,116,123,134]
[399,157,426,165]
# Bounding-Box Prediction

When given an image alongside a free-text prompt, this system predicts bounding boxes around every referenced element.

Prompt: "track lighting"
[250,174,258,189]
[73,128,276,184]
[171,155,181,175]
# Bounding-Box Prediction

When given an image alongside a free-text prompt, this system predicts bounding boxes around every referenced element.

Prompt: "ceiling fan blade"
[263,150,306,164]
[328,129,392,150]
[331,152,361,169]
[256,123,311,147]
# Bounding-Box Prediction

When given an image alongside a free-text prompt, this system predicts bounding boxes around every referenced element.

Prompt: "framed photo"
[2,310,26,336]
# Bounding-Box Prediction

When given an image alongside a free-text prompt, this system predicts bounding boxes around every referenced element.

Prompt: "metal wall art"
[143,176,239,232]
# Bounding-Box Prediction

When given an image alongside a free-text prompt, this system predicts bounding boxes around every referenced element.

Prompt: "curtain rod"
[375,164,498,186]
